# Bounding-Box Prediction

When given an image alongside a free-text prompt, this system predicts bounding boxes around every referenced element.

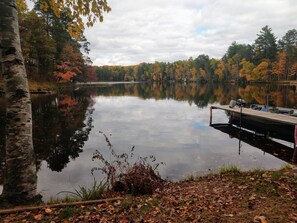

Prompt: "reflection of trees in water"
[0,92,94,176]
[83,83,296,108]
[0,83,296,177]
[32,93,95,172]
[238,84,297,107]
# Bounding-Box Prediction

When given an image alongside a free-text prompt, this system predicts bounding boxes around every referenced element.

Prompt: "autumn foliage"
[95,26,297,83]
[16,3,297,84]
[54,45,84,82]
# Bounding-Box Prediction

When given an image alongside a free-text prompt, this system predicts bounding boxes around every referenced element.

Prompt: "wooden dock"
[210,105,297,126]
[210,105,297,149]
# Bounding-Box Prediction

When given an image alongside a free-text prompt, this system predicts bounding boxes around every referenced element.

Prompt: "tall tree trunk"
[0,0,41,205]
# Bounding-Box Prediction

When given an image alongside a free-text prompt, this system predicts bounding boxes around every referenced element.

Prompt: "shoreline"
[1,167,296,222]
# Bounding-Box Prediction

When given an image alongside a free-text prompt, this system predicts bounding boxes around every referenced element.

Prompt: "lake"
[0,83,296,200]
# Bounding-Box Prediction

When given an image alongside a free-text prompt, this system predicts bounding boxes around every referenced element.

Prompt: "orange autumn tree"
[54,44,84,82]
[272,51,287,80]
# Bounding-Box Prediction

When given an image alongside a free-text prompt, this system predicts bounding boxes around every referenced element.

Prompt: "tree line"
[95,26,297,83]
[5,6,297,85]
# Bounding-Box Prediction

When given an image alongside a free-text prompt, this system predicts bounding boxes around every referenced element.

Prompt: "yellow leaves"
[92,0,97,12]
[49,0,61,18]
[36,0,111,39]
[77,0,83,11]
[40,1,49,12]
[16,0,28,13]
[252,60,271,80]
[215,60,225,79]
[240,59,255,80]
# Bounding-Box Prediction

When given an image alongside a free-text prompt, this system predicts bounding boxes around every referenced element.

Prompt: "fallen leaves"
[45,208,53,214]
[0,168,296,222]
[33,214,43,221]
[253,215,268,223]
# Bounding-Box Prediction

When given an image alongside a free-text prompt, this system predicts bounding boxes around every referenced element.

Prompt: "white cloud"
[84,0,297,66]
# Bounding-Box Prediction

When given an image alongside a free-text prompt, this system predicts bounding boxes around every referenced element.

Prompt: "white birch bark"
[0,0,41,205]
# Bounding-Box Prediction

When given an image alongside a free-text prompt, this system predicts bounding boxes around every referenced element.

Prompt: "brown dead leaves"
[1,168,296,222]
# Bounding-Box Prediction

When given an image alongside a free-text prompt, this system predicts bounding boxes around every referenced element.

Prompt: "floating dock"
[210,105,297,126]
[210,105,297,151]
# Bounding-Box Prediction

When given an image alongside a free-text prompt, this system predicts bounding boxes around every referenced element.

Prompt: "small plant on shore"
[218,165,240,175]
[58,179,107,201]
[184,174,196,181]
[280,163,292,169]
[251,168,265,176]
[271,171,283,181]
[92,131,165,195]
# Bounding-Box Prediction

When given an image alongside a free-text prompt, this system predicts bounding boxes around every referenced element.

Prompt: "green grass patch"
[218,165,240,175]
[58,179,107,201]
[280,163,293,169]
[271,171,283,181]
[251,168,265,176]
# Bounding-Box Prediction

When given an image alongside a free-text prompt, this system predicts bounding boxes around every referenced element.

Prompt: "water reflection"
[33,94,95,172]
[0,92,95,174]
[211,124,296,163]
[0,83,296,199]
[80,83,297,108]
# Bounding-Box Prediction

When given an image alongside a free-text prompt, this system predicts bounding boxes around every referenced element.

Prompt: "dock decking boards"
[210,105,297,126]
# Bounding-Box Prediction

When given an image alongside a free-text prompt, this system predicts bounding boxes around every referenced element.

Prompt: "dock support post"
[239,105,242,131]
[209,106,213,126]
[293,125,297,164]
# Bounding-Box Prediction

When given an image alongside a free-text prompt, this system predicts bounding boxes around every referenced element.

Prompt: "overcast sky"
[65,1,296,66]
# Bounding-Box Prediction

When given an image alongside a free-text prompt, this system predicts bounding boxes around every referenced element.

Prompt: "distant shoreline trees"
[94,26,297,83]
[1,17,296,85]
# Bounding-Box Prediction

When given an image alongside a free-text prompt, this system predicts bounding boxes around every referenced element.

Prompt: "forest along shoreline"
[1,80,297,95]
[0,166,296,222]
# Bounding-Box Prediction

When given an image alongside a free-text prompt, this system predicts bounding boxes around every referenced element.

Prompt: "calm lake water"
[0,83,296,200]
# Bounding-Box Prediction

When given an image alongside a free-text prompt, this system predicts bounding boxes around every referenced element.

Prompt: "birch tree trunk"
[0,0,41,205]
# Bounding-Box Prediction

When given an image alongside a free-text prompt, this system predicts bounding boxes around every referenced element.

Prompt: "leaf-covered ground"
[1,168,296,223]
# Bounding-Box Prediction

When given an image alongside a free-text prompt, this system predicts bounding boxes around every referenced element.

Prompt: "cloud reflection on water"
[37,95,285,200]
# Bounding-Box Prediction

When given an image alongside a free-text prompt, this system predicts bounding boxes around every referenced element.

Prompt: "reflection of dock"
[211,124,296,164]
